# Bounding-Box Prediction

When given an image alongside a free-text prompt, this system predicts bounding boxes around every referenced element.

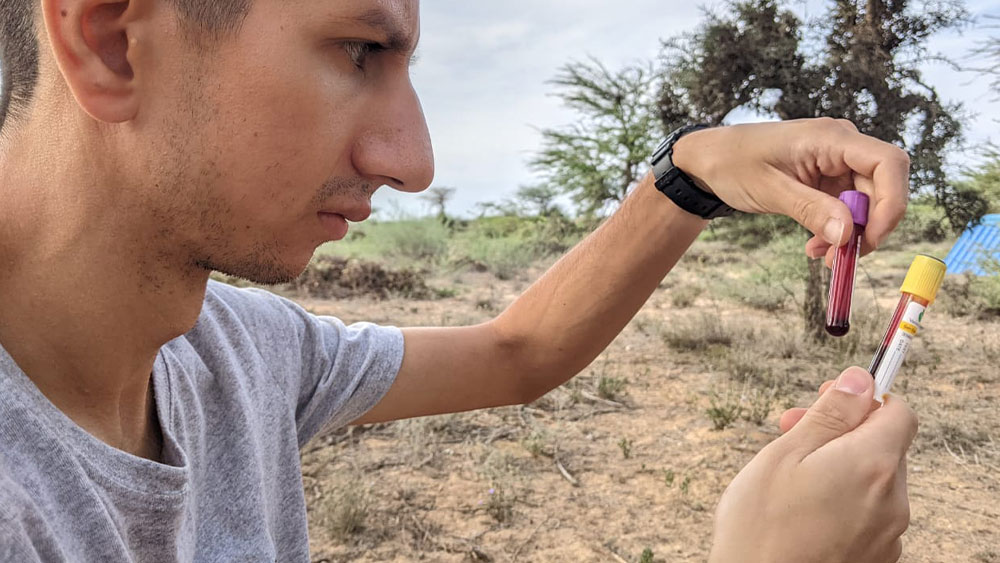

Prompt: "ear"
[41,0,141,123]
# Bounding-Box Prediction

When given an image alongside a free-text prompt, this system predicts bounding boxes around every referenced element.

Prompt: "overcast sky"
[379,0,1000,218]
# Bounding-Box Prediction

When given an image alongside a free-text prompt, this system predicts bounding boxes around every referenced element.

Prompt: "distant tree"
[420,186,457,223]
[515,184,563,217]
[474,200,522,218]
[969,15,1000,99]
[530,58,662,216]
[657,0,984,339]
[954,151,1000,214]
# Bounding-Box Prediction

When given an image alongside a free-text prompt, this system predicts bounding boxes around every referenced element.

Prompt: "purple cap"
[839,190,869,226]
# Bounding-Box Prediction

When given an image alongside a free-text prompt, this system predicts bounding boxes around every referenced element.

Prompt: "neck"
[0,126,209,461]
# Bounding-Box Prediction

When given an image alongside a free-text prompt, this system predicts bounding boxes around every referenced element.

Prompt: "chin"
[203,246,314,286]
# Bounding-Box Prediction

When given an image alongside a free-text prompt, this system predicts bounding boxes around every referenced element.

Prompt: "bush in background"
[321,214,587,280]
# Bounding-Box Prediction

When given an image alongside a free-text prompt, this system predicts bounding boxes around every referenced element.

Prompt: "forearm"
[492,173,706,399]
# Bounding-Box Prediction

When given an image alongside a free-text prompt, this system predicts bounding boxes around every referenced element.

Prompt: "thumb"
[784,367,876,456]
[779,181,855,247]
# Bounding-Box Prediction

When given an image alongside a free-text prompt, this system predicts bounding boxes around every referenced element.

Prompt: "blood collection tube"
[825,191,869,337]
[868,254,947,402]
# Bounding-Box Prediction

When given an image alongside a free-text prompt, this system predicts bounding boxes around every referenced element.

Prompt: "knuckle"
[879,504,910,548]
[836,118,859,132]
[886,539,904,563]
[891,398,919,437]
[905,404,919,434]
[890,147,911,168]
[864,455,901,491]
[891,503,911,537]
[815,116,840,132]
[791,196,822,226]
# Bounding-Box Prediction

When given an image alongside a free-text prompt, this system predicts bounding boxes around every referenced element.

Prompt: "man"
[0,0,916,561]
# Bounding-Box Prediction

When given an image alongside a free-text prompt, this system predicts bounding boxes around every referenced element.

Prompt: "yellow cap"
[900,254,947,304]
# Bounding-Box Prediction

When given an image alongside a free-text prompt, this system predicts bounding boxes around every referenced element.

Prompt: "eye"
[342,41,385,71]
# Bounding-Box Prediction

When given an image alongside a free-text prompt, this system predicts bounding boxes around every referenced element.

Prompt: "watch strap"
[651,125,735,219]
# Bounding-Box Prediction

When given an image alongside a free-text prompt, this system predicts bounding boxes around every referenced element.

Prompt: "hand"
[671,118,909,263]
[709,368,918,563]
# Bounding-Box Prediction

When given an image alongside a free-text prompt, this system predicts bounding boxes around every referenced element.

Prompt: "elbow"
[517,379,552,406]
[486,317,559,406]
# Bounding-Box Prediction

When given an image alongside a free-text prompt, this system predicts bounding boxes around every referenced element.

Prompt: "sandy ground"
[292,240,999,563]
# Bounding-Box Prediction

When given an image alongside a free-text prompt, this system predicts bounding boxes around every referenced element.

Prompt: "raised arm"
[354,117,909,425]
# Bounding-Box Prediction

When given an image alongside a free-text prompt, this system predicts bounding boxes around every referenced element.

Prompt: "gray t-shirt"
[0,280,404,562]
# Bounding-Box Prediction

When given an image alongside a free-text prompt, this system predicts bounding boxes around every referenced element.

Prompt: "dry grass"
[295,237,1000,562]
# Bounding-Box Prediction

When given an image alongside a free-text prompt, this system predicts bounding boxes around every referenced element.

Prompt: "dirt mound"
[289,255,433,300]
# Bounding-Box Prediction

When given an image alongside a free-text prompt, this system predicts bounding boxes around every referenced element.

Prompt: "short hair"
[0,0,252,133]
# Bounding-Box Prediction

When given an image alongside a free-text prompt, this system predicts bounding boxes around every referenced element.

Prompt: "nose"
[352,79,435,194]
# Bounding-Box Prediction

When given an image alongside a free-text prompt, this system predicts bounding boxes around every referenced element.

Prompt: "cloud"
[376,1,1000,217]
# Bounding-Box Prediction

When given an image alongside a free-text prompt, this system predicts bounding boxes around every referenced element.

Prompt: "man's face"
[131,0,433,284]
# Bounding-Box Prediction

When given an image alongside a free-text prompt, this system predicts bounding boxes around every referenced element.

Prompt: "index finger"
[841,135,910,254]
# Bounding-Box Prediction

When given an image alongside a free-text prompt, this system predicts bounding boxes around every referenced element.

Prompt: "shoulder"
[198,280,316,338]
[183,280,341,368]
[203,279,300,318]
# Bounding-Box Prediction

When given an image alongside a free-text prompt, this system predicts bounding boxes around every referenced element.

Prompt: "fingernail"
[823,218,845,246]
[834,370,871,395]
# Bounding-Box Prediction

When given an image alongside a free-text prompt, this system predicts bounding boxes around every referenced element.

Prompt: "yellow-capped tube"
[868,255,947,403]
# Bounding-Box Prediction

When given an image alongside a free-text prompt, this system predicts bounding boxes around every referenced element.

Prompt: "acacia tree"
[530,58,662,216]
[420,186,457,223]
[657,0,985,339]
[969,15,1000,99]
[515,184,563,217]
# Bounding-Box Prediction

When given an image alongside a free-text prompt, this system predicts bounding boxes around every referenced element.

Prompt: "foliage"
[328,218,451,268]
[530,58,662,216]
[953,150,1000,215]
[968,15,1000,100]
[705,213,802,249]
[598,376,628,401]
[419,187,457,223]
[707,386,743,430]
[515,184,564,217]
[658,0,982,231]
[660,313,736,351]
[885,201,949,247]
[939,267,1000,319]
[656,0,980,338]
[322,214,587,280]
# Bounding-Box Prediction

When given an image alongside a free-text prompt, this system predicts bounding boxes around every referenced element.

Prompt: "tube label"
[873,301,926,402]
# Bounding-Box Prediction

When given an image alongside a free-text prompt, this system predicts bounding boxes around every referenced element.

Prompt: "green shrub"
[597,376,628,401]
[939,269,1000,319]
[320,218,451,267]
[706,386,743,430]
[704,213,801,248]
[824,301,883,366]
[661,314,734,351]
[884,203,948,247]
[670,285,703,308]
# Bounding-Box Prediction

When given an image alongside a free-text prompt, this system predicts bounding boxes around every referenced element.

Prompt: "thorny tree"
[657,0,987,339]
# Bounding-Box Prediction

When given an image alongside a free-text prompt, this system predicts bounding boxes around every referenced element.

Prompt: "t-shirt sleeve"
[204,281,405,446]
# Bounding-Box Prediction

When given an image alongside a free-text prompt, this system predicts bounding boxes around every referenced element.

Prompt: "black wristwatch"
[650,125,735,219]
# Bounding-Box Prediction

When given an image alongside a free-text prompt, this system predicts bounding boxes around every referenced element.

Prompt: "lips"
[321,203,371,223]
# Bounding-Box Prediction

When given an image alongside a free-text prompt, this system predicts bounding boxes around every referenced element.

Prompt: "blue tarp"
[944,214,1000,276]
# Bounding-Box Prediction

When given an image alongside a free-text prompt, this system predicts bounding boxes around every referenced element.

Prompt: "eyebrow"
[355,7,417,53]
